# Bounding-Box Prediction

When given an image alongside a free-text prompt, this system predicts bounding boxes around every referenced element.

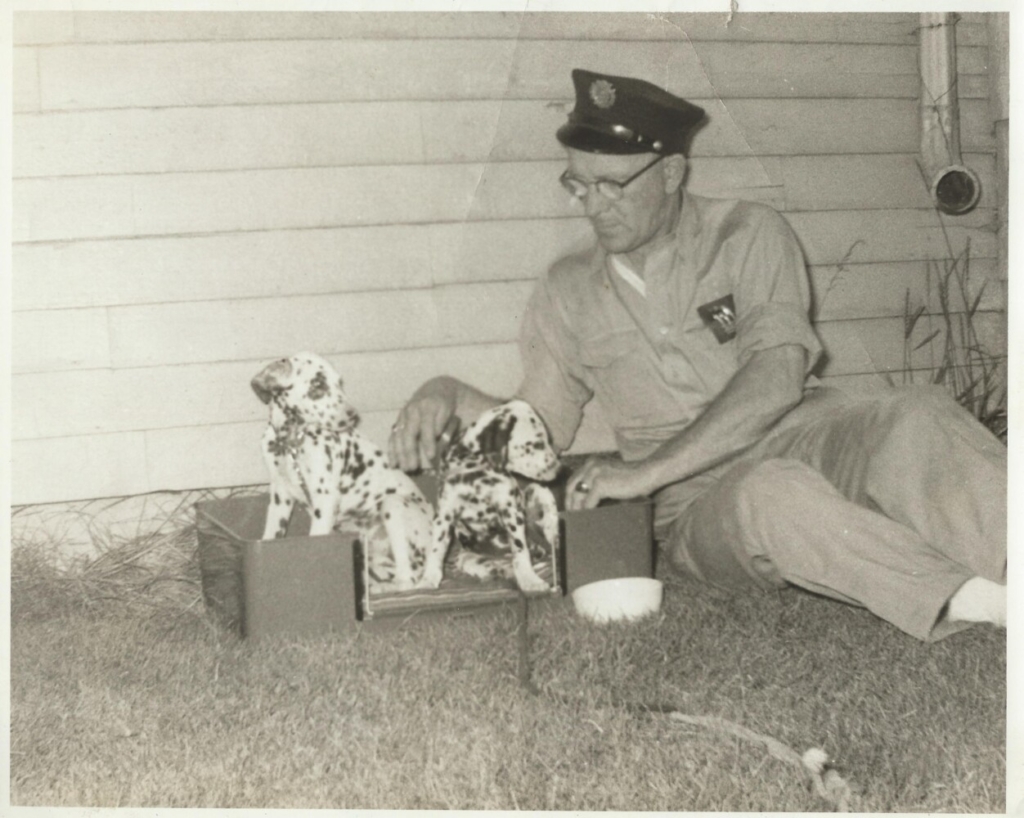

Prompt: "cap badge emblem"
[589,79,616,109]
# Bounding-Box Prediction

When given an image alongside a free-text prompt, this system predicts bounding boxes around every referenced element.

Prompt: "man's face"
[564,148,684,255]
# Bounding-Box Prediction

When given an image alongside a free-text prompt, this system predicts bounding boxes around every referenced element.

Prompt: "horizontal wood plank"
[13,95,996,179]
[14,153,996,243]
[781,153,995,212]
[12,342,525,440]
[19,12,963,46]
[786,208,996,267]
[815,312,1006,378]
[0,98,888,177]
[144,420,280,492]
[13,47,38,113]
[810,259,1002,321]
[13,209,997,314]
[23,39,990,113]
[10,219,590,310]
[12,432,151,505]
[12,308,111,372]
[101,290,434,371]
[99,281,534,370]
[16,12,993,48]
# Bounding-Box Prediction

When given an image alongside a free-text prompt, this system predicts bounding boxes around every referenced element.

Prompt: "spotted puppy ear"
[251,357,293,405]
[503,402,560,482]
[475,412,516,472]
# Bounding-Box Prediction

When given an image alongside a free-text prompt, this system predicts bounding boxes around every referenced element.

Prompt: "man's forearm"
[411,376,504,427]
[638,344,807,494]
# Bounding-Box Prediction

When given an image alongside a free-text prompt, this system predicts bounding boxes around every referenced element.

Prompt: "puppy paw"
[418,567,444,590]
[515,570,551,595]
[391,577,417,593]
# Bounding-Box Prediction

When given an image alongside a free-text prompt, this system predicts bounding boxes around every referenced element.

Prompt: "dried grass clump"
[10,487,262,623]
[897,238,1008,442]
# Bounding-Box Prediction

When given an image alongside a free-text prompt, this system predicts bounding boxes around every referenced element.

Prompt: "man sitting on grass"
[388,69,1007,642]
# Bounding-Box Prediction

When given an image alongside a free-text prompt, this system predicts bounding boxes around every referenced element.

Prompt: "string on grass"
[657,710,856,811]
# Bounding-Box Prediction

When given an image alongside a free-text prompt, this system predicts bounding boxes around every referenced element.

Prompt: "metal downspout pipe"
[918,12,982,215]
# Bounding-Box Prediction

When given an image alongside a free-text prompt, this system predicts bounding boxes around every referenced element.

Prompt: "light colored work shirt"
[516,192,823,460]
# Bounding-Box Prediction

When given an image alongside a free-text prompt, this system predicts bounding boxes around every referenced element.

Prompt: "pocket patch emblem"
[697,295,737,343]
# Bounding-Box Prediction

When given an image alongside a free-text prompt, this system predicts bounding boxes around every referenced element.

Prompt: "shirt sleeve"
[514,277,592,452]
[733,206,823,373]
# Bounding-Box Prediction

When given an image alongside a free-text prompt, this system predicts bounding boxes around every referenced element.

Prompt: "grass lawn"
[10,529,1006,812]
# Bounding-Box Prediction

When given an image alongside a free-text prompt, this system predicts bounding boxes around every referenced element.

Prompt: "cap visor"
[556,122,650,155]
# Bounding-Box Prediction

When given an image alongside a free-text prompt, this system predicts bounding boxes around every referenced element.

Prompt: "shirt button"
[659,326,669,335]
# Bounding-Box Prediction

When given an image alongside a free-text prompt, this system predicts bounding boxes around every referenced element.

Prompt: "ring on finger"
[575,481,591,493]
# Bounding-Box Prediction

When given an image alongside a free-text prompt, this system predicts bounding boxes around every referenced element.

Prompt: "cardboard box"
[561,499,654,592]
[196,478,652,640]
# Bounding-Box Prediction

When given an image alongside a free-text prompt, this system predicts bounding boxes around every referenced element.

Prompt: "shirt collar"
[607,204,682,279]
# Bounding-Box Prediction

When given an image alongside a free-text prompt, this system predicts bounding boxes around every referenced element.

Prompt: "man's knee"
[712,458,825,522]
[868,385,1004,472]
[666,458,812,589]
[875,386,984,439]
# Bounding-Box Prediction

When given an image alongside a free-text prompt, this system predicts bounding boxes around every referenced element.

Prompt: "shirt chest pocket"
[578,330,651,425]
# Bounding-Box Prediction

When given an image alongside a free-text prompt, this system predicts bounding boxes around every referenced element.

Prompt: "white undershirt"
[609,254,647,298]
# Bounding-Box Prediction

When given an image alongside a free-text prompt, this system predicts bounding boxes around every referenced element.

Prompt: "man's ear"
[663,154,687,195]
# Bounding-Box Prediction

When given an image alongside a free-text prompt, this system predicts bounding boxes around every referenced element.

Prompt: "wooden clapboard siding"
[14,432,153,504]
[12,344,525,441]
[14,295,1006,444]
[13,11,992,47]
[11,152,998,245]
[11,220,594,312]
[12,209,998,313]
[815,313,1006,379]
[10,11,1006,505]
[15,38,990,115]
[809,259,1003,322]
[0,12,911,45]
[12,46,39,113]
[22,361,992,504]
[100,281,532,369]
[12,308,112,372]
[787,208,996,267]
[12,251,1004,384]
[12,208,1003,378]
[12,96,995,179]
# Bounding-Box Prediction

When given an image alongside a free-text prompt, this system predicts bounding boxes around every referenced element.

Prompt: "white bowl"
[571,577,664,623]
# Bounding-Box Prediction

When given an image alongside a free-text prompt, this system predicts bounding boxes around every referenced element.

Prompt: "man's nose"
[583,189,611,218]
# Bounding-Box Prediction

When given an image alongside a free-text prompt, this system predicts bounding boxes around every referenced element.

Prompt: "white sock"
[946,576,1006,627]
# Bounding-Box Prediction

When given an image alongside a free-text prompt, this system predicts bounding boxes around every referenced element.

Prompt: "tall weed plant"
[893,238,1007,442]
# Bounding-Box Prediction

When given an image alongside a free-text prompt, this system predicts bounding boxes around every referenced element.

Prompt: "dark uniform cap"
[556,69,705,156]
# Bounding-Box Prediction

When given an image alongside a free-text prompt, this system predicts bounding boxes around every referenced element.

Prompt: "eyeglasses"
[559,154,665,202]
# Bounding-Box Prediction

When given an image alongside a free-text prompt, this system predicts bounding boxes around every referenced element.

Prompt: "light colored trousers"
[655,386,1007,641]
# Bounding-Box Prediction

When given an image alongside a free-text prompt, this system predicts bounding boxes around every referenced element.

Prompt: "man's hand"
[388,383,456,473]
[566,346,807,507]
[565,454,653,511]
[387,376,504,472]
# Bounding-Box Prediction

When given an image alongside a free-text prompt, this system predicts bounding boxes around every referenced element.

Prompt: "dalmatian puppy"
[434,399,562,594]
[251,352,443,592]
